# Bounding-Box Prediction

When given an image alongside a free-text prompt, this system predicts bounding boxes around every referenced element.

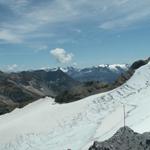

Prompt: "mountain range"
[0,69,79,114]
[0,57,149,149]
[62,64,129,83]
[0,58,149,115]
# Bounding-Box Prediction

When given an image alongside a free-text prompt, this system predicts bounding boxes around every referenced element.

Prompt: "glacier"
[0,62,150,150]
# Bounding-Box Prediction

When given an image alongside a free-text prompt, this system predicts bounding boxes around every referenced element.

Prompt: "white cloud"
[24,0,150,31]
[50,48,73,64]
[6,64,18,72]
[0,30,22,43]
[0,0,150,45]
[99,8,150,30]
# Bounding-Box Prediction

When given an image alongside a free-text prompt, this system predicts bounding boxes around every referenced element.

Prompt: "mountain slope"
[0,61,149,149]
[0,69,79,114]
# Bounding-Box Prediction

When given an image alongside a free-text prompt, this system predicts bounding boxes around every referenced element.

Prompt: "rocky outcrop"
[89,126,150,150]
[130,58,150,70]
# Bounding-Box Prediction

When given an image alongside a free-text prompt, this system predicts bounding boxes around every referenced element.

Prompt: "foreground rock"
[89,126,150,150]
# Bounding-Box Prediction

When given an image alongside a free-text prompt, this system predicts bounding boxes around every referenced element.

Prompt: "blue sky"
[0,0,150,71]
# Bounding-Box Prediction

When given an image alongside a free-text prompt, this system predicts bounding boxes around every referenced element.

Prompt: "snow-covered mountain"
[41,64,129,84]
[62,64,129,83]
[0,62,150,150]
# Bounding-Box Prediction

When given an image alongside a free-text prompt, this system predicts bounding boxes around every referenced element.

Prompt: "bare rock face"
[89,126,150,150]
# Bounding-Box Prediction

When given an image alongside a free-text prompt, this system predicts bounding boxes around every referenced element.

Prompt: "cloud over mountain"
[50,48,73,64]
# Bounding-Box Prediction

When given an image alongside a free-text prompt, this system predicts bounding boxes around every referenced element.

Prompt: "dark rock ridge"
[130,57,150,70]
[89,126,150,150]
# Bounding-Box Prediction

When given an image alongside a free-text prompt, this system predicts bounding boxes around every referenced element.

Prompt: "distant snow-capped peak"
[97,64,129,70]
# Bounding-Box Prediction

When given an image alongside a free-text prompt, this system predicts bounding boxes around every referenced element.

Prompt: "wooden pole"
[123,104,125,128]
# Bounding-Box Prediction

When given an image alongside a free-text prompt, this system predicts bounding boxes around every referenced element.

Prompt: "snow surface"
[0,63,150,150]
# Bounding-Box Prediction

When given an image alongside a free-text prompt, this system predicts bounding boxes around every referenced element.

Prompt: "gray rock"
[89,126,150,150]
